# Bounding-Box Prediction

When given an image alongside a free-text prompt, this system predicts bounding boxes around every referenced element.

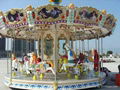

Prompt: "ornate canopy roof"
[0,4,116,40]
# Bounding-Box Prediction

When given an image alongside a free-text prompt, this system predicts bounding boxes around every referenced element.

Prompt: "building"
[0,38,35,57]
[0,38,6,57]
[0,38,5,51]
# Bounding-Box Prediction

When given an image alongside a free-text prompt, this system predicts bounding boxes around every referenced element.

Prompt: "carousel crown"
[0,0,116,40]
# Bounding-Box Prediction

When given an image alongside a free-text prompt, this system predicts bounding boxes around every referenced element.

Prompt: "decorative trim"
[4,77,106,90]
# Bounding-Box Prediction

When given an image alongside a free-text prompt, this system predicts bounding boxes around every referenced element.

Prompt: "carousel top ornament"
[49,0,62,5]
[68,3,75,9]
[0,1,117,40]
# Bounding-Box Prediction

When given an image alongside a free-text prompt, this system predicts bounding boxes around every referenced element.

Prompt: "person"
[118,64,120,74]
[100,67,111,77]
[93,50,99,71]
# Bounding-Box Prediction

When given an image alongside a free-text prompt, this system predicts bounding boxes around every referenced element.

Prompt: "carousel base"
[4,72,106,90]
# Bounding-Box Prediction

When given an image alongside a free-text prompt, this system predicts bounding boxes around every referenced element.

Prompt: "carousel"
[0,0,116,90]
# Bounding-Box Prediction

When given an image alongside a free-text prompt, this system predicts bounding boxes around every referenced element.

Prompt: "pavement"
[0,59,11,90]
[0,59,120,90]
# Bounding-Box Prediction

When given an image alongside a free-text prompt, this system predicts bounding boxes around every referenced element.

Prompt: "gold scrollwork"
[58,34,67,56]
[44,34,54,59]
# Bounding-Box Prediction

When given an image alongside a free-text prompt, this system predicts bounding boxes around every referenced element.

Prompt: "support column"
[82,40,84,53]
[87,40,89,52]
[53,24,58,90]
[79,40,81,53]
[38,39,40,56]
[21,39,24,56]
[41,32,44,61]
[10,32,15,85]
[54,24,58,81]
[54,33,57,81]
[97,37,100,75]
[95,39,98,50]
[75,40,77,55]
[71,39,73,49]
[101,38,103,73]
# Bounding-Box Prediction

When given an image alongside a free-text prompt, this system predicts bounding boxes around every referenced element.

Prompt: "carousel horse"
[23,55,31,74]
[27,52,55,75]
[20,53,41,75]
[73,58,91,75]
[60,43,76,71]
[36,60,55,75]
[27,52,37,67]
[17,54,31,74]
[76,53,85,65]
[28,52,38,72]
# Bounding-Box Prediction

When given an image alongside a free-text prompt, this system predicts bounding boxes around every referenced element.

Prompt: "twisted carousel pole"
[41,32,44,62]
[82,40,84,53]
[6,38,9,74]
[87,40,89,52]
[71,37,73,49]
[95,39,98,50]
[97,35,103,87]
[79,38,81,53]
[37,38,40,57]
[75,30,78,55]
[101,38,104,75]
[7,40,8,74]
[97,35,100,75]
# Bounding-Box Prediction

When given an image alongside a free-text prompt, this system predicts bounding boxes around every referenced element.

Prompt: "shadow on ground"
[11,88,28,90]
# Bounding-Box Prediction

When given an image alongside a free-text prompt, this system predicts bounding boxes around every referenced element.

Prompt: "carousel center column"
[53,24,58,90]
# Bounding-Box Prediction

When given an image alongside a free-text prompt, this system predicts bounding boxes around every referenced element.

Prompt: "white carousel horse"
[11,54,18,71]
[61,43,76,71]
[17,53,35,74]
[18,54,31,74]
[36,61,55,75]
[12,59,18,71]
[24,52,38,74]
[22,55,31,74]
[27,52,55,75]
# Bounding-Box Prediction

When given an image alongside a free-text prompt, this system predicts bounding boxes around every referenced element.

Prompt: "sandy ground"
[0,59,120,90]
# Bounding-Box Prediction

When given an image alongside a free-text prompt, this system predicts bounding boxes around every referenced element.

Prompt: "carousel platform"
[4,72,106,90]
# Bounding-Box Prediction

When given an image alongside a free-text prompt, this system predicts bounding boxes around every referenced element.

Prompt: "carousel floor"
[4,72,106,90]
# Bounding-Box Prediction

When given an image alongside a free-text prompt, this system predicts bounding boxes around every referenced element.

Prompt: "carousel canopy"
[0,4,116,40]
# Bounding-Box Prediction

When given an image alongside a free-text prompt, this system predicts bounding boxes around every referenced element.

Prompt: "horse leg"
[19,63,23,72]
[25,61,31,74]
[61,64,67,71]
[46,67,55,75]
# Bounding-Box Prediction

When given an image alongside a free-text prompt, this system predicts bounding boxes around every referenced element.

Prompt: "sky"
[0,0,120,53]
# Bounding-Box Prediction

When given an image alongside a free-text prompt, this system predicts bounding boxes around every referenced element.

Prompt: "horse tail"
[73,51,76,59]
